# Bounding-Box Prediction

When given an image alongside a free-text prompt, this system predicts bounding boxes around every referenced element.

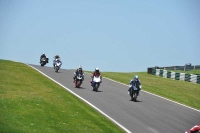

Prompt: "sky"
[0,0,200,72]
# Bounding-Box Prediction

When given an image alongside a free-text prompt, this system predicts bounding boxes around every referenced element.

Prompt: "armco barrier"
[163,70,167,78]
[147,65,200,73]
[151,69,200,84]
[179,73,185,81]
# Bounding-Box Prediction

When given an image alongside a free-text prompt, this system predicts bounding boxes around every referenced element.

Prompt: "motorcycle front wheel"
[55,66,59,72]
[77,81,81,88]
[94,83,99,92]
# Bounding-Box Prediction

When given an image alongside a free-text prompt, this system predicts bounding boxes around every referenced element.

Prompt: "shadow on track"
[92,90,103,92]
[55,71,62,73]
[77,87,85,89]
[129,99,143,102]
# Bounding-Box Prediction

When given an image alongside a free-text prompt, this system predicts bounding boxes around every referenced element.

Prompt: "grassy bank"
[0,60,125,133]
[97,72,200,110]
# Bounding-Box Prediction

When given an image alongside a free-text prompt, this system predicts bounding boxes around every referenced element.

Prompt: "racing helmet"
[95,68,99,73]
[78,65,82,71]
[134,75,139,80]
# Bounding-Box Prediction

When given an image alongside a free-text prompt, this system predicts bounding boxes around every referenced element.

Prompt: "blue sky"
[1,0,200,72]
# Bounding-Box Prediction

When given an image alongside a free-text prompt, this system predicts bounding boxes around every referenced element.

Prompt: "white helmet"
[95,68,99,72]
[78,65,82,70]
[78,65,82,69]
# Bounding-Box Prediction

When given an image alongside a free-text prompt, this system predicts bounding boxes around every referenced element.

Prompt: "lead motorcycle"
[129,84,142,102]
[92,75,101,92]
[75,73,83,88]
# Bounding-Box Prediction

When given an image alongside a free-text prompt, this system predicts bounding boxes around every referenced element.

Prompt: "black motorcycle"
[40,57,48,66]
[129,85,141,102]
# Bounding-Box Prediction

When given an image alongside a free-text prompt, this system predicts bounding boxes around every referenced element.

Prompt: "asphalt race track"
[29,64,200,133]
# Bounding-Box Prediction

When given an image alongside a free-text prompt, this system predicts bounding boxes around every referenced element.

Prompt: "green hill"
[0,60,125,133]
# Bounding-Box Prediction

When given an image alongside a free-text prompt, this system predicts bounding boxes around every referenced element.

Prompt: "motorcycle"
[92,75,101,92]
[129,84,142,102]
[185,124,200,133]
[40,57,47,66]
[55,61,61,72]
[75,73,83,88]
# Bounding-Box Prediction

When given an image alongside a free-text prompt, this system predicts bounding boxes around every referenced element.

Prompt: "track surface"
[30,65,200,133]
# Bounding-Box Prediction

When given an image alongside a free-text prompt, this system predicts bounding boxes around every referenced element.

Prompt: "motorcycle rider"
[128,75,141,96]
[73,65,84,83]
[40,53,49,63]
[90,68,102,86]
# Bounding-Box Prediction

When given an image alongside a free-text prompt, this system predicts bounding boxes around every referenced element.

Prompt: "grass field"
[97,72,200,110]
[0,60,125,133]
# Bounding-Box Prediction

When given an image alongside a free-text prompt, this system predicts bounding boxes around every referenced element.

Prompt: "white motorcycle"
[92,75,101,92]
[55,61,61,72]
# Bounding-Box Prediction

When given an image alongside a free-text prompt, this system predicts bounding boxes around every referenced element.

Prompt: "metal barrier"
[150,65,200,71]
[150,68,200,84]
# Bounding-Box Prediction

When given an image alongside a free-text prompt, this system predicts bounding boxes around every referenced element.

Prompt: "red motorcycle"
[185,124,200,133]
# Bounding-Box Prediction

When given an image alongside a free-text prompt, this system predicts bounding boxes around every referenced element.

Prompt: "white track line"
[87,73,200,113]
[27,64,131,133]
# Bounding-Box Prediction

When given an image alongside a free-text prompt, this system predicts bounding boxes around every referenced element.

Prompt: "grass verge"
[86,71,200,110]
[0,60,125,133]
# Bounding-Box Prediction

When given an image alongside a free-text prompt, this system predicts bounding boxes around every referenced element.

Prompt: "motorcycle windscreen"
[56,62,61,66]
[132,86,138,90]
[77,74,82,80]
[41,58,46,61]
